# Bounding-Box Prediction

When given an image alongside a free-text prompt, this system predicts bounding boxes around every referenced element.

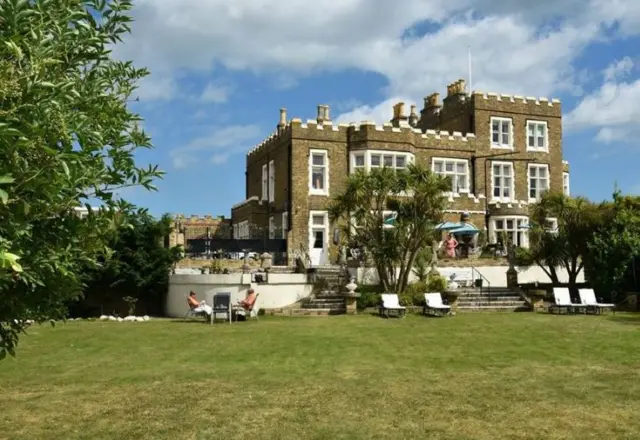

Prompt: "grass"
[1,313,640,440]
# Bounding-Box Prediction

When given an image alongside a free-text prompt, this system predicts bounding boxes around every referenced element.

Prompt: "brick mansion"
[222,79,571,266]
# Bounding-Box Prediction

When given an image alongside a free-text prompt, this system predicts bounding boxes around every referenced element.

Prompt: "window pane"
[383,155,393,167]
[312,154,324,166]
[530,167,537,177]
[503,165,512,176]
[492,131,499,143]
[445,162,454,172]
[457,175,467,190]
[528,135,535,147]
[501,122,509,134]
[456,162,466,173]
[312,169,324,189]
[370,155,380,166]
[312,215,324,225]
[434,161,443,173]
[502,133,509,145]
[538,167,547,178]
[355,155,365,166]
[493,165,501,175]
[496,220,504,229]
[528,124,535,136]
[506,220,514,229]
[537,137,544,148]
[492,120,499,132]
[396,156,406,168]
[494,186,501,197]
[537,124,545,136]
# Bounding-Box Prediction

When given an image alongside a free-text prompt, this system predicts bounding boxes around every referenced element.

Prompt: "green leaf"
[0,175,14,185]
[0,189,8,204]
[61,161,70,178]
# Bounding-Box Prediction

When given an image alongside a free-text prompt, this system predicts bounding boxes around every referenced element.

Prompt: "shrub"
[426,274,448,292]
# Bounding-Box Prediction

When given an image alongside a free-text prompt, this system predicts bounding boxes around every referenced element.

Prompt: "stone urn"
[528,289,547,311]
[442,290,461,312]
[260,252,273,271]
[343,277,360,315]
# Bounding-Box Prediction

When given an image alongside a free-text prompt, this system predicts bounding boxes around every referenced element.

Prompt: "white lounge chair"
[379,294,406,318]
[579,289,615,315]
[551,288,584,314]
[423,293,451,317]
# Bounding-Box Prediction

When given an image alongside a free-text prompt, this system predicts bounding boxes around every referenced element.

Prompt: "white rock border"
[100,315,150,322]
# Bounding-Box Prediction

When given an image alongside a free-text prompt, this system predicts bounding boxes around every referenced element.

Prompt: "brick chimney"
[390,102,409,127]
[316,105,330,124]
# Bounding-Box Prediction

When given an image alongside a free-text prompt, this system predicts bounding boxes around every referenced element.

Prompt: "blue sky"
[113,0,640,217]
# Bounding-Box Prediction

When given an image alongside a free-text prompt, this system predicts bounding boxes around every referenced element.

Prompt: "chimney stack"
[390,102,409,127]
[277,108,287,133]
[316,105,331,124]
[409,104,419,127]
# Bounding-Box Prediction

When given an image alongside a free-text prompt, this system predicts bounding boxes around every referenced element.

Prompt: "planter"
[442,291,461,312]
[343,292,361,315]
[474,278,483,288]
[528,289,546,311]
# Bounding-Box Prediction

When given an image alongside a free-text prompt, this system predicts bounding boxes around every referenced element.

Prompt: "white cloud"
[170,124,262,168]
[135,75,177,102]
[603,57,635,82]
[200,81,234,103]
[336,97,416,124]
[565,67,640,143]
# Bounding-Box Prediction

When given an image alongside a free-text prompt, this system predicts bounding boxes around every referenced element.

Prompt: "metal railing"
[471,266,492,301]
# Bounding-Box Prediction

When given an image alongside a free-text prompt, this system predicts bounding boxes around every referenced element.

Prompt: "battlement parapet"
[472,90,561,108]
[174,214,228,223]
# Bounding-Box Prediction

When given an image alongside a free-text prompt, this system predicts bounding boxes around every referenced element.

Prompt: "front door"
[309,229,326,266]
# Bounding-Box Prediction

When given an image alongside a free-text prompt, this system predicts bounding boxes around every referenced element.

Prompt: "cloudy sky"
[114,0,640,216]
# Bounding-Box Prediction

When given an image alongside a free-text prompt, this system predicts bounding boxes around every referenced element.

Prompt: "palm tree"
[329,163,450,293]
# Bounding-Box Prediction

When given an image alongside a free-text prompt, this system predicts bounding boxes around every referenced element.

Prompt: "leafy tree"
[0,0,162,359]
[584,192,640,303]
[73,213,182,317]
[516,193,604,294]
[329,164,449,294]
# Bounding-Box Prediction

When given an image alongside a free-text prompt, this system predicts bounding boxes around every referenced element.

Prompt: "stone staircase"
[457,287,530,312]
[297,265,347,316]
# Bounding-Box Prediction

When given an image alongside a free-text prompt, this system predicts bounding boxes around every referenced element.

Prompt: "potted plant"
[527,288,547,311]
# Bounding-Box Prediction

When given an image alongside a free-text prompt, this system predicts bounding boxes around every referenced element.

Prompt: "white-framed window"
[268,160,275,202]
[490,216,529,248]
[490,117,513,149]
[528,163,549,201]
[527,120,548,151]
[281,212,288,239]
[563,172,570,196]
[269,216,275,239]
[491,161,514,201]
[309,149,329,196]
[261,164,268,200]
[432,158,469,194]
[544,217,559,234]
[352,153,365,172]
[349,150,414,173]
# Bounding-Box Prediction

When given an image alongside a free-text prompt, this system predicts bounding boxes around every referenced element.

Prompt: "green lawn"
[1,313,639,440]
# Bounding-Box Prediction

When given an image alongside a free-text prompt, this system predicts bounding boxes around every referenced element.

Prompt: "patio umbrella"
[435,221,461,230]
[449,222,480,235]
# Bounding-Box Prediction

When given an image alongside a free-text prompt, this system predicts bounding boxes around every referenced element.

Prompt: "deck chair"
[579,289,615,315]
[211,292,232,325]
[379,294,406,318]
[183,296,208,321]
[423,293,451,317]
[550,288,584,314]
[234,294,260,321]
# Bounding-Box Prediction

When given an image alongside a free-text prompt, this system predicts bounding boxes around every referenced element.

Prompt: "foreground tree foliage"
[516,193,604,294]
[584,192,640,303]
[72,213,182,317]
[0,0,162,359]
[329,164,449,294]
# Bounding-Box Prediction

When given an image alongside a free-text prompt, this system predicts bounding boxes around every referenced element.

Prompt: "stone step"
[458,305,531,312]
[307,300,346,306]
[315,294,346,300]
[290,308,346,316]
[458,295,522,300]
[302,303,347,310]
[458,301,528,307]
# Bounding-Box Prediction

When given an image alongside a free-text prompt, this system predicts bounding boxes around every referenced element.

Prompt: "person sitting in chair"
[236,288,257,311]
[187,291,212,316]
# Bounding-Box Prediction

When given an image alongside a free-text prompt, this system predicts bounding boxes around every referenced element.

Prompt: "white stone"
[124,316,136,322]
[135,317,145,322]
[116,317,124,322]
[108,316,117,321]
[143,315,150,321]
